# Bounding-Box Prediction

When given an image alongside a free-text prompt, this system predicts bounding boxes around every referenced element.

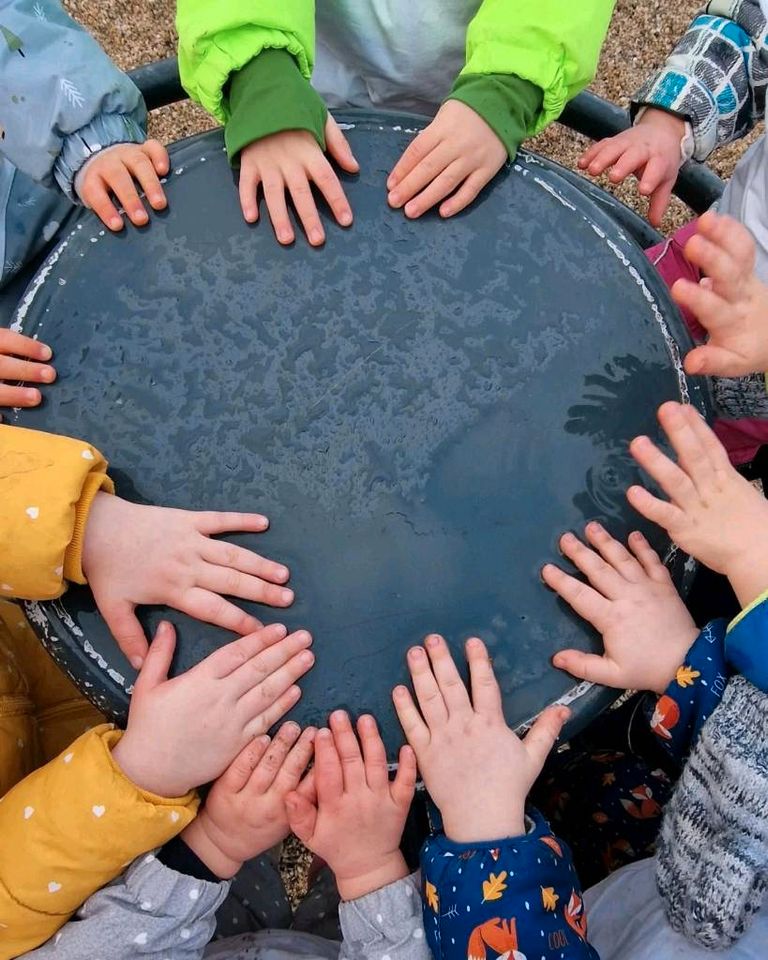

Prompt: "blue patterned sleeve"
[632,1,768,158]
[725,591,768,692]
[645,619,730,762]
[0,0,146,199]
[421,809,598,960]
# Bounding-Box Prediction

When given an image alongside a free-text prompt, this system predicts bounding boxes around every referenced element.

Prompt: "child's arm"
[0,0,168,229]
[176,0,357,243]
[0,620,313,955]
[392,635,597,960]
[0,423,296,667]
[387,0,615,219]
[580,1,767,224]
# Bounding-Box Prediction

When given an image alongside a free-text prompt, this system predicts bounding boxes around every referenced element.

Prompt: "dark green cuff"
[447,73,543,157]
[224,48,328,165]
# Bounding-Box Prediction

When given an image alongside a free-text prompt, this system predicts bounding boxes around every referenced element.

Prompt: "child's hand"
[238,115,358,245]
[542,522,698,694]
[578,108,686,226]
[77,140,169,232]
[180,721,316,878]
[627,401,768,608]
[81,492,294,669]
[393,634,569,842]
[285,711,416,901]
[387,100,507,219]
[673,212,768,377]
[110,620,314,798]
[0,329,55,412]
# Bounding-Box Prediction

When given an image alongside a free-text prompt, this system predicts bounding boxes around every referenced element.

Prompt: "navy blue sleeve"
[420,808,599,960]
[726,594,768,692]
[645,619,730,763]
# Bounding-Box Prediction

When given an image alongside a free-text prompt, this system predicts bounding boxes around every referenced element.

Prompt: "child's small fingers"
[584,521,645,583]
[0,329,52,361]
[133,619,176,689]
[392,684,430,749]
[697,212,756,275]
[295,766,316,803]
[578,138,604,168]
[439,170,489,218]
[466,636,503,718]
[407,644,448,726]
[0,384,41,408]
[655,401,718,488]
[201,538,288,584]
[357,714,389,789]
[608,144,648,183]
[391,744,418,807]
[423,633,471,714]
[286,170,326,246]
[313,726,344,803]
[683,234,742,300]
[248,721,302,792]
[108,166,149,226]
[625,484,681,532]
[628,432,695,506]
[238,167,261,224]
[403,158,467,219]
[325,116,359,173]
[310,158,353,228]
[221,735,271,793]
[81,179,123,231]
[99,598,150,671]
[387,128,438,189]
[671,277,729,331]
[197,565,294,608]
[584,138,627,175]
[178,587,265,639]
[263,175,295,245]
[646,177,675,228]
[142,139,170,176]
[0,355,55,384]
[129,154,167,210]
[388,142,452,208]
[627,530,669,582]
[678,402,733,472]
[540,562,610,628]
[244,684,303,739]
[558,531,622,596]
[330,709,366,790]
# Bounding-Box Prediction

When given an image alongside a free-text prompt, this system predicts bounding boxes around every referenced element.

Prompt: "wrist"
[724,556,768,611]
[651,624,702,695]
[181,817,243,881]
[335,851,409,902]
[443,811,526,844]
[111,734,189,798]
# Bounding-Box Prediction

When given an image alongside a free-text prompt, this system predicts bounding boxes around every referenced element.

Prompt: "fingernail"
[408,646,425,659]
[109,217,122,230]
[294,629,312,645]
[339,211,352,227]
[309,230,324,245]
[25,388,40,403]
[284,720,301,734]
[40,366,55,382]
[39,344,52,360]
[317,727,331,739]
[425,634,440,648]
[466,637,483,651]
[331,709,347,723]
[281,588,294,604]
[301,650,315,665]
[130,655,144,670]
[389,191,400,206]
[392,685,408,698]
[276,565,289,580]
[278,231,292,244]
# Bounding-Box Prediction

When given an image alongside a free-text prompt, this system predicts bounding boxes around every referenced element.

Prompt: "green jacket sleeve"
[225,49,327,163]
[176,0,315,124]
[448,74,543,156]
[461,0,615,134]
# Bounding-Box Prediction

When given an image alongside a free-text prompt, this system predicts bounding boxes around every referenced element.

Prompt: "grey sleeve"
[339,872,430,960]
[24,852,230,959]
[0,0,147,199]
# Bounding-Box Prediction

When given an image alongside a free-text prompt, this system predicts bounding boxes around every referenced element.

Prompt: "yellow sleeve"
[0,726,198,958]
[0,426,114,601]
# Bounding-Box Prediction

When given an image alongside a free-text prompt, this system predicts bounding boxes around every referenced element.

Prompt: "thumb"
[325,115,359,172]
[522,705,570,774]
[684,343,746,378]
[134,620,176,692]
[99,598,149,670]
[391,744,418,808]
[295,767,317,804]
[285,790,318,845]
[552,648,622,688]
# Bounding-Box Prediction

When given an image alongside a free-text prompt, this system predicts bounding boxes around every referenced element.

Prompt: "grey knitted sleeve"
[24,852,230,959]
[339,872,430,960]
[656,675,768,949]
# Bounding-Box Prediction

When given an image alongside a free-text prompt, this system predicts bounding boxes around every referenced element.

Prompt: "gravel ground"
[64,0,763,232]
[62,0,760,909]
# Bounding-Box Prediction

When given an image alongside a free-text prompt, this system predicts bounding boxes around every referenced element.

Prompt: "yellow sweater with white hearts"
[0,427,198,958]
